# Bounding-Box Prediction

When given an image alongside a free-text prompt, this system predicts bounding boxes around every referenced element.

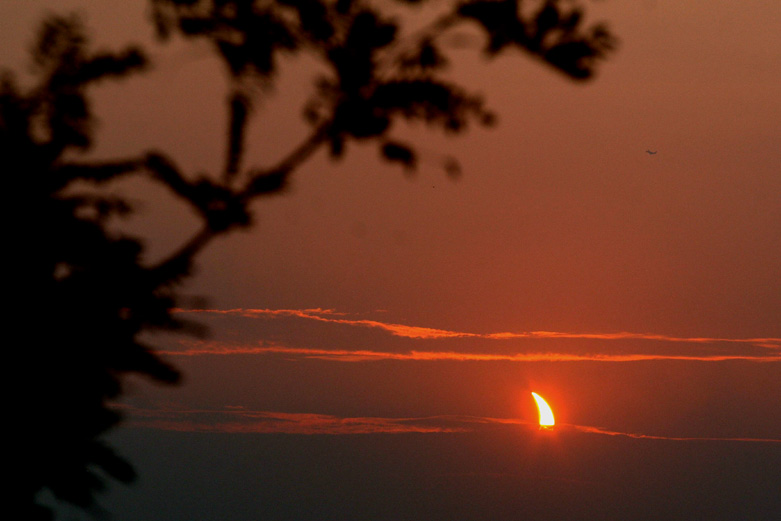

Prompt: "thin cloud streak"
[160,343,781,363]
[118,405,781,443]
[175,308,781,348]
[178,307,472,339]
[119,405,512,434]
[568,424,781,444]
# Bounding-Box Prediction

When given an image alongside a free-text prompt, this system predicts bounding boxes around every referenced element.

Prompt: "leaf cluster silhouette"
[3,1,615,518]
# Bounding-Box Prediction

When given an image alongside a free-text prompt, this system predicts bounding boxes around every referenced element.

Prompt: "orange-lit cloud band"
[159,342,781,363]
[174,308,781,349]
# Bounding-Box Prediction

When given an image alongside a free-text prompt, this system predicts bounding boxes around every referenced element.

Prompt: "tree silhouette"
[5,1,615,518]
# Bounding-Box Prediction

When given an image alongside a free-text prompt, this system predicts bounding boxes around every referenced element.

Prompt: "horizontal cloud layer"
[165,308,781,362]
[118,404,527,434]
[118,404,781,443]
[160,342,781,363]
[175,308,781,348]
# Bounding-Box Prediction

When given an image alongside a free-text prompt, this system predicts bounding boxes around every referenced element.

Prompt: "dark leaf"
[280,0,334,41]
[74,48,147,84]
[458,0,526,54]
[371,79,489,132]
[247,169,288,196]
[381,141,417,170]
[534,2,560,38]
[347,11,397,50]
[332,99,390,138]
[544,40,597,79]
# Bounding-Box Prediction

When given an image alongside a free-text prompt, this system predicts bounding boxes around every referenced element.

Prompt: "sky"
[4,0,780,520]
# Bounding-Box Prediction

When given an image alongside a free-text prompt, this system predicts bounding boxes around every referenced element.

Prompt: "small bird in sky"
[646,150,657,155]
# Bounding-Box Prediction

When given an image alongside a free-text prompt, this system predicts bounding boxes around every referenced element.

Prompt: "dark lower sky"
[55,423,780,521]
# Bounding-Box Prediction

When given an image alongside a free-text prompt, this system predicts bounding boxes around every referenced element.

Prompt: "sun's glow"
[531,392,555,428]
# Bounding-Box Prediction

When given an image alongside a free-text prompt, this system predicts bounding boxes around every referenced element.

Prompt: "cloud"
[160,342,781,363]
[568,424,781,443]
[117,404,524,434]
[117,404,781,443]
[177,307,476,339]
[175,308,781,348]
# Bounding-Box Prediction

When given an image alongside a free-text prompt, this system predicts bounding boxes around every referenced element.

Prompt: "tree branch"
[241,121,331,200]
[223,89,250,184]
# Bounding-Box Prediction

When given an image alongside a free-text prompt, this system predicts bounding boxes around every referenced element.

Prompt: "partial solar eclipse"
[531,392,555,428]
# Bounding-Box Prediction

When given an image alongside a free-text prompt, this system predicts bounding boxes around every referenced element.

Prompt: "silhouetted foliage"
[3,16,187,520]
[5,1,615,518]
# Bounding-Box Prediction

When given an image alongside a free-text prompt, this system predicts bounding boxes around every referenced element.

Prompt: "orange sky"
[5,1,779,520]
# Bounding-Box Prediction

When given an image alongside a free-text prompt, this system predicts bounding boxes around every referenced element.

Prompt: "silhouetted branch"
[224,90,251,183]
[53,158,145,185]
[242,121,331,198]
[150,225,215,285]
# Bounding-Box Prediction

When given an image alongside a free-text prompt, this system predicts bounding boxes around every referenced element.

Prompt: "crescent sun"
[531,392,555,428]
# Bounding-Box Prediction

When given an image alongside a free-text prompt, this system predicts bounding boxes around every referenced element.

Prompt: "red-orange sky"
[6,1,779,520]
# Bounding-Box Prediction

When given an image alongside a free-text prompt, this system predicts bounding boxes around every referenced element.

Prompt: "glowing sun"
[531,392,555,428]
